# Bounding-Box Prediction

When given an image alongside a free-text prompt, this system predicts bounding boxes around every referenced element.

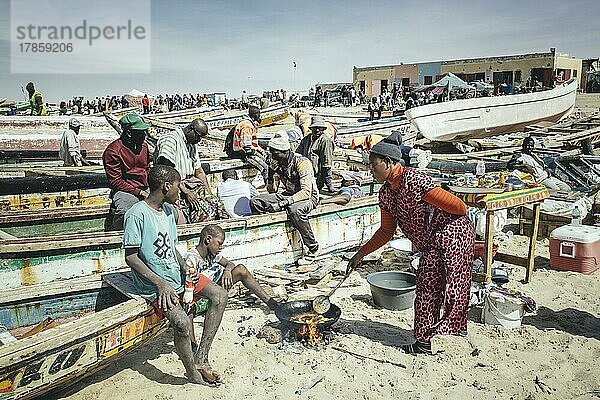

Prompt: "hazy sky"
[0,0,598,102]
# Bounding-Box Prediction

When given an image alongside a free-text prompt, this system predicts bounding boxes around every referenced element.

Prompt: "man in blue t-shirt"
[123,165,227,386]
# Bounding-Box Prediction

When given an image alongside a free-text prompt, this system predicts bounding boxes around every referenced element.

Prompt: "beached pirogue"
[0,196,379,399]
[0,104,289,158]
[405,78,578,142]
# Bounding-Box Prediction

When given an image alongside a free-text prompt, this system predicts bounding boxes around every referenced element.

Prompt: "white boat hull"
[405,79,578,142]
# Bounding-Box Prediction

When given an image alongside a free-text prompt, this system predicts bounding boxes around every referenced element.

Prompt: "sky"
[0,0,598,102]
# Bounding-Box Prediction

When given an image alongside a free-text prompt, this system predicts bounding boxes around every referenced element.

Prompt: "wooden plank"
[483,211,495,283]
[103,271,142,301]
[525,203,541,283]
[308,258,339,280]
[494,252,527,267]
[253,268,310,282]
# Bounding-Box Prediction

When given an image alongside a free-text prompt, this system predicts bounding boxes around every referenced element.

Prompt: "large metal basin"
[366,271,416,310]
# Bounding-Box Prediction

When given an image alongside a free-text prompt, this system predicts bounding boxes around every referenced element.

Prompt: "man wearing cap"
[155,118,228,223]
[225,105,269,182]
[295,111,337,142]
[250,132,322,262]
[59,118,93,167]
[296,116,335,193]
[102,113,151,230]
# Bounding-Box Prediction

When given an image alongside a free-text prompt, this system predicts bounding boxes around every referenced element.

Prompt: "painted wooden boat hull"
[405,78,578,142]
[0,196,380,289]
[0,273,165,400]
[0,107,225,157]
[171,105,290,130]
[0,179,379,239]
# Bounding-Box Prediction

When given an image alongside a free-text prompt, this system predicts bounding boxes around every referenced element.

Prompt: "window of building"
[573,70,578,77]
[402,77,410,87]
[515,70,522,83]
[359,80,365,92]
[424,76,433,85]
[380,80,388,92]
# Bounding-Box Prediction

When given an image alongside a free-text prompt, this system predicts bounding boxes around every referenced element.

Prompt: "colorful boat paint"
[0,272,166,400]
[0,196,380,290]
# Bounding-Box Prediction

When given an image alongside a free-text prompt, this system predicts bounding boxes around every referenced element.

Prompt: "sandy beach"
[48,225,600,400]
[45,95,600,400]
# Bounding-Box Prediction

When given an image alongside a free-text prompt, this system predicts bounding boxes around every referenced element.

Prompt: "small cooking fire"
[297,318,324,346]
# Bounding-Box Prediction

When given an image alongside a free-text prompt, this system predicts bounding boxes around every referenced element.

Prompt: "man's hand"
[184,189,201,211]
[346,251,364,274]
[156,281,179,311]
[221,269,233,290]
[139,189,150,199]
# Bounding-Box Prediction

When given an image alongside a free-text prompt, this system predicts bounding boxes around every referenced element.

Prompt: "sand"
[50,97,600,399]
[49,230,600,400]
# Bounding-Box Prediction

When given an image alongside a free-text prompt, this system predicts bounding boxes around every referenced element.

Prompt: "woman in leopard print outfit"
[348,132,475,354]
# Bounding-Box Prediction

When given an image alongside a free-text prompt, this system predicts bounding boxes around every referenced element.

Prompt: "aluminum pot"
[366,271,416,311]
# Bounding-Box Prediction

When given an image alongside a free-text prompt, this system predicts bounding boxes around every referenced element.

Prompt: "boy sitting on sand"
[185,224,280,313]
[123,165,228,386]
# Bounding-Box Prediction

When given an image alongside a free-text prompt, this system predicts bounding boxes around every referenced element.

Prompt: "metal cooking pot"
[275,300,341,330]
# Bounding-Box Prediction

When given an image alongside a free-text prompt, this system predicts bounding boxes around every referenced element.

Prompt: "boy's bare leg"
[195,282,228,383]
[230,264,278,310]
[164,305,204,384]
[188,314,197,351]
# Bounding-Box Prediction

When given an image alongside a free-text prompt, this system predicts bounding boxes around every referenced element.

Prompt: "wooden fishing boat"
[0,176,379,238]
[0,107,227,158]
[168,105,291,130]
[405,78,578,142]
[0,271,166,400]
[151,106,224,121]
[0,158,258,197]
[0,195,380,290]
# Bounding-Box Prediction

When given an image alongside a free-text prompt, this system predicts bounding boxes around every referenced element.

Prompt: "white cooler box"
[549,224,600,275]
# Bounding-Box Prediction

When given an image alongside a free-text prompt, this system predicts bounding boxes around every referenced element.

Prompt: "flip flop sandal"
[401,342,432,355]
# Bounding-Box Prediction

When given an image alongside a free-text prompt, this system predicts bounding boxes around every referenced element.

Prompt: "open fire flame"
[297,317,323,346]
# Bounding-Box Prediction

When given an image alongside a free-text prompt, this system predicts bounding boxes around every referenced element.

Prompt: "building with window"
[353,48,583,98]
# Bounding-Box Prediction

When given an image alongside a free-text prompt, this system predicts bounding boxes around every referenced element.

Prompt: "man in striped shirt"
[155,119,228,223]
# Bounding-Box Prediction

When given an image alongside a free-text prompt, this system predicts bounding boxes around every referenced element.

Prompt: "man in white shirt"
[216,169,258,217]
[59,118,93,166]
[511,137,570,193]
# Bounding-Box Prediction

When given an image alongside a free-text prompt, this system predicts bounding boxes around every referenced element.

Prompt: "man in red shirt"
[142,94,150,114]
[103,113,151,230]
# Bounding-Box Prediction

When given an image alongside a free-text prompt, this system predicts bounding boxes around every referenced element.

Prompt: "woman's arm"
[359,208,396,256]
[423,187,467,215]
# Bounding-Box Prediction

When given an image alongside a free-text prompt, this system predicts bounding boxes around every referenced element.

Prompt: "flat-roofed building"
[353,48,583,98]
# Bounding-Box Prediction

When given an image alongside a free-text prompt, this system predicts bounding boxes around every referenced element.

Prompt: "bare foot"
[196,364,222,384]
[184,370,210,385]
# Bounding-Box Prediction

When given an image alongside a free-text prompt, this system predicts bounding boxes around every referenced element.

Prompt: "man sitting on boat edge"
[103,112,151,230]
[154,118,229,223]
[123,165,227,386]
[250,132,322,264]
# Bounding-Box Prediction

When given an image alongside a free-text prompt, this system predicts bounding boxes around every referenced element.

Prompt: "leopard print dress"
[379,167,475,343]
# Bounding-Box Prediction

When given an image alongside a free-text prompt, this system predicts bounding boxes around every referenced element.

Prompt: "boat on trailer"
[405,78,578,142]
